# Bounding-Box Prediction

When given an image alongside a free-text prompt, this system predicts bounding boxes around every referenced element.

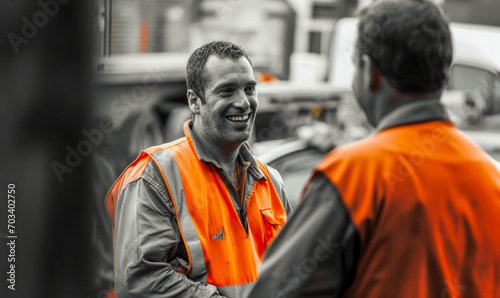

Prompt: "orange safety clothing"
[318,120,500,297]
[106,121,289,297]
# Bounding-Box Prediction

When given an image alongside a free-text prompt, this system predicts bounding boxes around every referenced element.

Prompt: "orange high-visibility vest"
[315,120,500,297]
[106,123,287,297]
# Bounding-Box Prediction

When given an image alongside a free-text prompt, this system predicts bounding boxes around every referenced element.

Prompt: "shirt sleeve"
[266,165,293,217]
[248,173,360,298]
[113,174,224,298]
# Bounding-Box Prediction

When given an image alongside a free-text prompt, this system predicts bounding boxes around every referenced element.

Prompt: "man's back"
[317,119,500,297]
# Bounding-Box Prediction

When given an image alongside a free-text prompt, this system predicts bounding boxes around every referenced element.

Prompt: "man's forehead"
[204,55,255,86]
[205,55,253,74]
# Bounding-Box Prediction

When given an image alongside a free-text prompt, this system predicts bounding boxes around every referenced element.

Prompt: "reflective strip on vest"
[147,149,208,282]
[218,281,256,298]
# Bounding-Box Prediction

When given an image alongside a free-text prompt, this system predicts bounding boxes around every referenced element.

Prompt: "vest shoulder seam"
[118,174,173,219]
[141,173,172,207]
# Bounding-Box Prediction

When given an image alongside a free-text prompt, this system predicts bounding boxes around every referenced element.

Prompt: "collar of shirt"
[183,120,267,182]
[376,99,451,132]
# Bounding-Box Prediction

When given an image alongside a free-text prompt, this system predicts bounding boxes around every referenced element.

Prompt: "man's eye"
[245,86,256,93]
[219,89,234,96]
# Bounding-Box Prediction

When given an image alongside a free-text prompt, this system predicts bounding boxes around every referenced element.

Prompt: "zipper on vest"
[242,211,248,234]
[243,182,258,215]
[210,164,249,235]
[241,181,259,235]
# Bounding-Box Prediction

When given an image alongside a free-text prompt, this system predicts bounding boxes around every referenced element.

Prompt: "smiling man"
[105,41,292,298]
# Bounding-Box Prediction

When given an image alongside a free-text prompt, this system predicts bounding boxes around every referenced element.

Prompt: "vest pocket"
[260,207,286,246]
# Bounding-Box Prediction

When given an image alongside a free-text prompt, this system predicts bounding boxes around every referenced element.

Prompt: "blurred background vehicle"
[93,0,500,175]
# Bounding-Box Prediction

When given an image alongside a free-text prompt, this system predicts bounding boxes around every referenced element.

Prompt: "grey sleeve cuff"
[196,283,224,298]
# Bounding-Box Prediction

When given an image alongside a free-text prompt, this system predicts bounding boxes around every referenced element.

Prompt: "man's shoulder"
[145,137,188,155]
[327,134,383,160]
[105,151,155,224]
[108,138,188,202]
[121,138,186,180]
[259,161,280,179]
[313,133,394,178]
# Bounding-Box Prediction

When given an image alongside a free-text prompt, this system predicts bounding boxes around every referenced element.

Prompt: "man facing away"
[249,0,500,297]
[106,41,292,298]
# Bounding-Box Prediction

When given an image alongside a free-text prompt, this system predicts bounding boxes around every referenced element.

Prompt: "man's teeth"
[227,114,249,122]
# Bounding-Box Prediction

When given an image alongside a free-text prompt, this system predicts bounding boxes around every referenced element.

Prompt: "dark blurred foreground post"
[0,1,92,297]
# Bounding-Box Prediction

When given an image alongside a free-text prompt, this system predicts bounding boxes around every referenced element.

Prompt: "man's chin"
[226,132,251,145]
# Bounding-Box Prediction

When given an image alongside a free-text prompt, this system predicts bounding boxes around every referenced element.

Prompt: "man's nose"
[233,90,251,110]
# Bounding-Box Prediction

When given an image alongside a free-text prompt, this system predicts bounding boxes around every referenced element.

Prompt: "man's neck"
[373,81,443,126]
[191,122,242,175]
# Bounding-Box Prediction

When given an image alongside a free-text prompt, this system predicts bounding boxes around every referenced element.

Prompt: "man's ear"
[187,90,201,114]
[361,54,381,92]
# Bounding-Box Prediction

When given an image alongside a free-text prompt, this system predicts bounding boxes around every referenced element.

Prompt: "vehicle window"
[448,64,495,113]
[268,149,326,209]
[494,77,500,114]
[108,0,193,55]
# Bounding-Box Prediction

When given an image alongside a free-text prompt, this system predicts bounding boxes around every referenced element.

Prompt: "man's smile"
[225,113,251,123]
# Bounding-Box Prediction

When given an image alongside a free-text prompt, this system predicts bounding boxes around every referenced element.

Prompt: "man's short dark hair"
[357,0,453,94]
[186,41,252,101]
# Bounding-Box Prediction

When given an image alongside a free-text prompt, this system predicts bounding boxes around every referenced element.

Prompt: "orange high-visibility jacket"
[317,120,500,297]
[106,122,288,297]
